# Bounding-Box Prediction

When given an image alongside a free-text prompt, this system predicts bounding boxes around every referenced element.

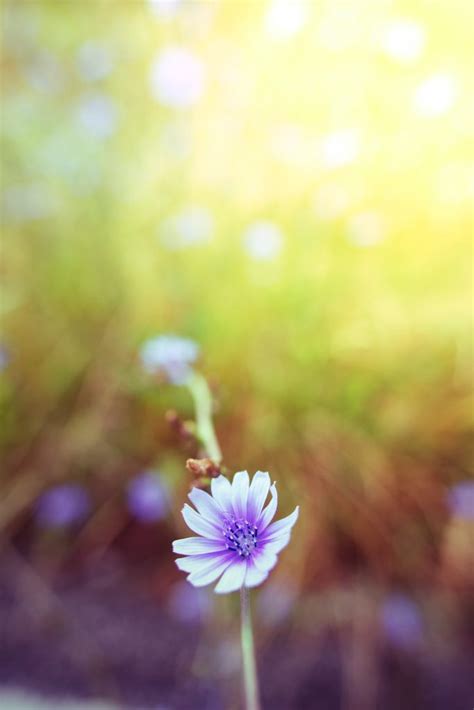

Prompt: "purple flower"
[0,345,10,371]
[139,334,199,384]
[173,471,299,594]
[380,593,423,649]
[168,580,212,623]
[127,471,169,522]
[446,481,474,521]
[35,484,91,528]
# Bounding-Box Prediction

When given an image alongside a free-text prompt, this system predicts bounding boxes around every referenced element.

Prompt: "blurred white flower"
[160,206,214,249]
[320,130,360,168]
[380,20,425,63]
[264,0,308,41]
[76,41,114,82]
[413,73,457,117]
[76,93,118,138]
[140,334,199,384]
[347,211,386,247]
[243,221,284,261]
[147,0,182,20]
[150,46,204,108]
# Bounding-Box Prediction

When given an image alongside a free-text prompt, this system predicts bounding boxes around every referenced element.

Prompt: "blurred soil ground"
[0,553,472,710]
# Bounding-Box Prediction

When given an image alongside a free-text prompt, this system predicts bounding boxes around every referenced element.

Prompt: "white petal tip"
[245,575,269,589]
[186,574,208,588]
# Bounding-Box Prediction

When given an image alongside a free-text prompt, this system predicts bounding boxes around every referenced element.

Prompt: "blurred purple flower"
[139,334,199,384]
[173,471,299,594]
[36,484,91,528]
[168,580,212,623]
[127,471,169,523]
[446,481,474,521]
[380,593,423,649]
[0,346,10,371]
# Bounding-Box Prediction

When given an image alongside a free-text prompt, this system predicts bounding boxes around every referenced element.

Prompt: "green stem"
[240,586,261,710]
[187,373,260,708]
[186,371,222,463]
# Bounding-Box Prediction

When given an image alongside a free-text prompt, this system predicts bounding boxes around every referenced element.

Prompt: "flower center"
[223,518,258,558]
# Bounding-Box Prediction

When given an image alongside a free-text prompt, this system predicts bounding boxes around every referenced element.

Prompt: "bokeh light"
[35,484,91,528]
[127,470,169,523]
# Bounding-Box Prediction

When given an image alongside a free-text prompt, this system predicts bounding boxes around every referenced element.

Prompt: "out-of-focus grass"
[0,0,472,597]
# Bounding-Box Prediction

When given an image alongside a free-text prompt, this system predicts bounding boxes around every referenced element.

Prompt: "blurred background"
[1,0,473,708]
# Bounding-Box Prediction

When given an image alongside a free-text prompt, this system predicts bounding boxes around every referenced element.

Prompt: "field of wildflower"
[1,1,473,708]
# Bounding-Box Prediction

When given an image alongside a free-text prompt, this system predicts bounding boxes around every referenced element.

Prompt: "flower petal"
[188,488,223,527]
[262,506,299,541]
[260,534,290,555]
[247,471,271,525]
[211,475,233,513]
[244,559,269,588]
[214,559,247,594]
[232,470,249,519]
[253,549,278,573]
[257,483,278,532]
[182,504,221,539]
[176,550,228,573]
[173,536,227,555]
[187,553,234,588]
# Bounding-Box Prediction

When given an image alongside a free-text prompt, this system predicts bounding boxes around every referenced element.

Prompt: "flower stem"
[240,586,261,710]
[186,371,222,464]
[187,373,260,707]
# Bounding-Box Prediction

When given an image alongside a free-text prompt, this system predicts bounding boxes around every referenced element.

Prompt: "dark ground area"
[0,554,472,710]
